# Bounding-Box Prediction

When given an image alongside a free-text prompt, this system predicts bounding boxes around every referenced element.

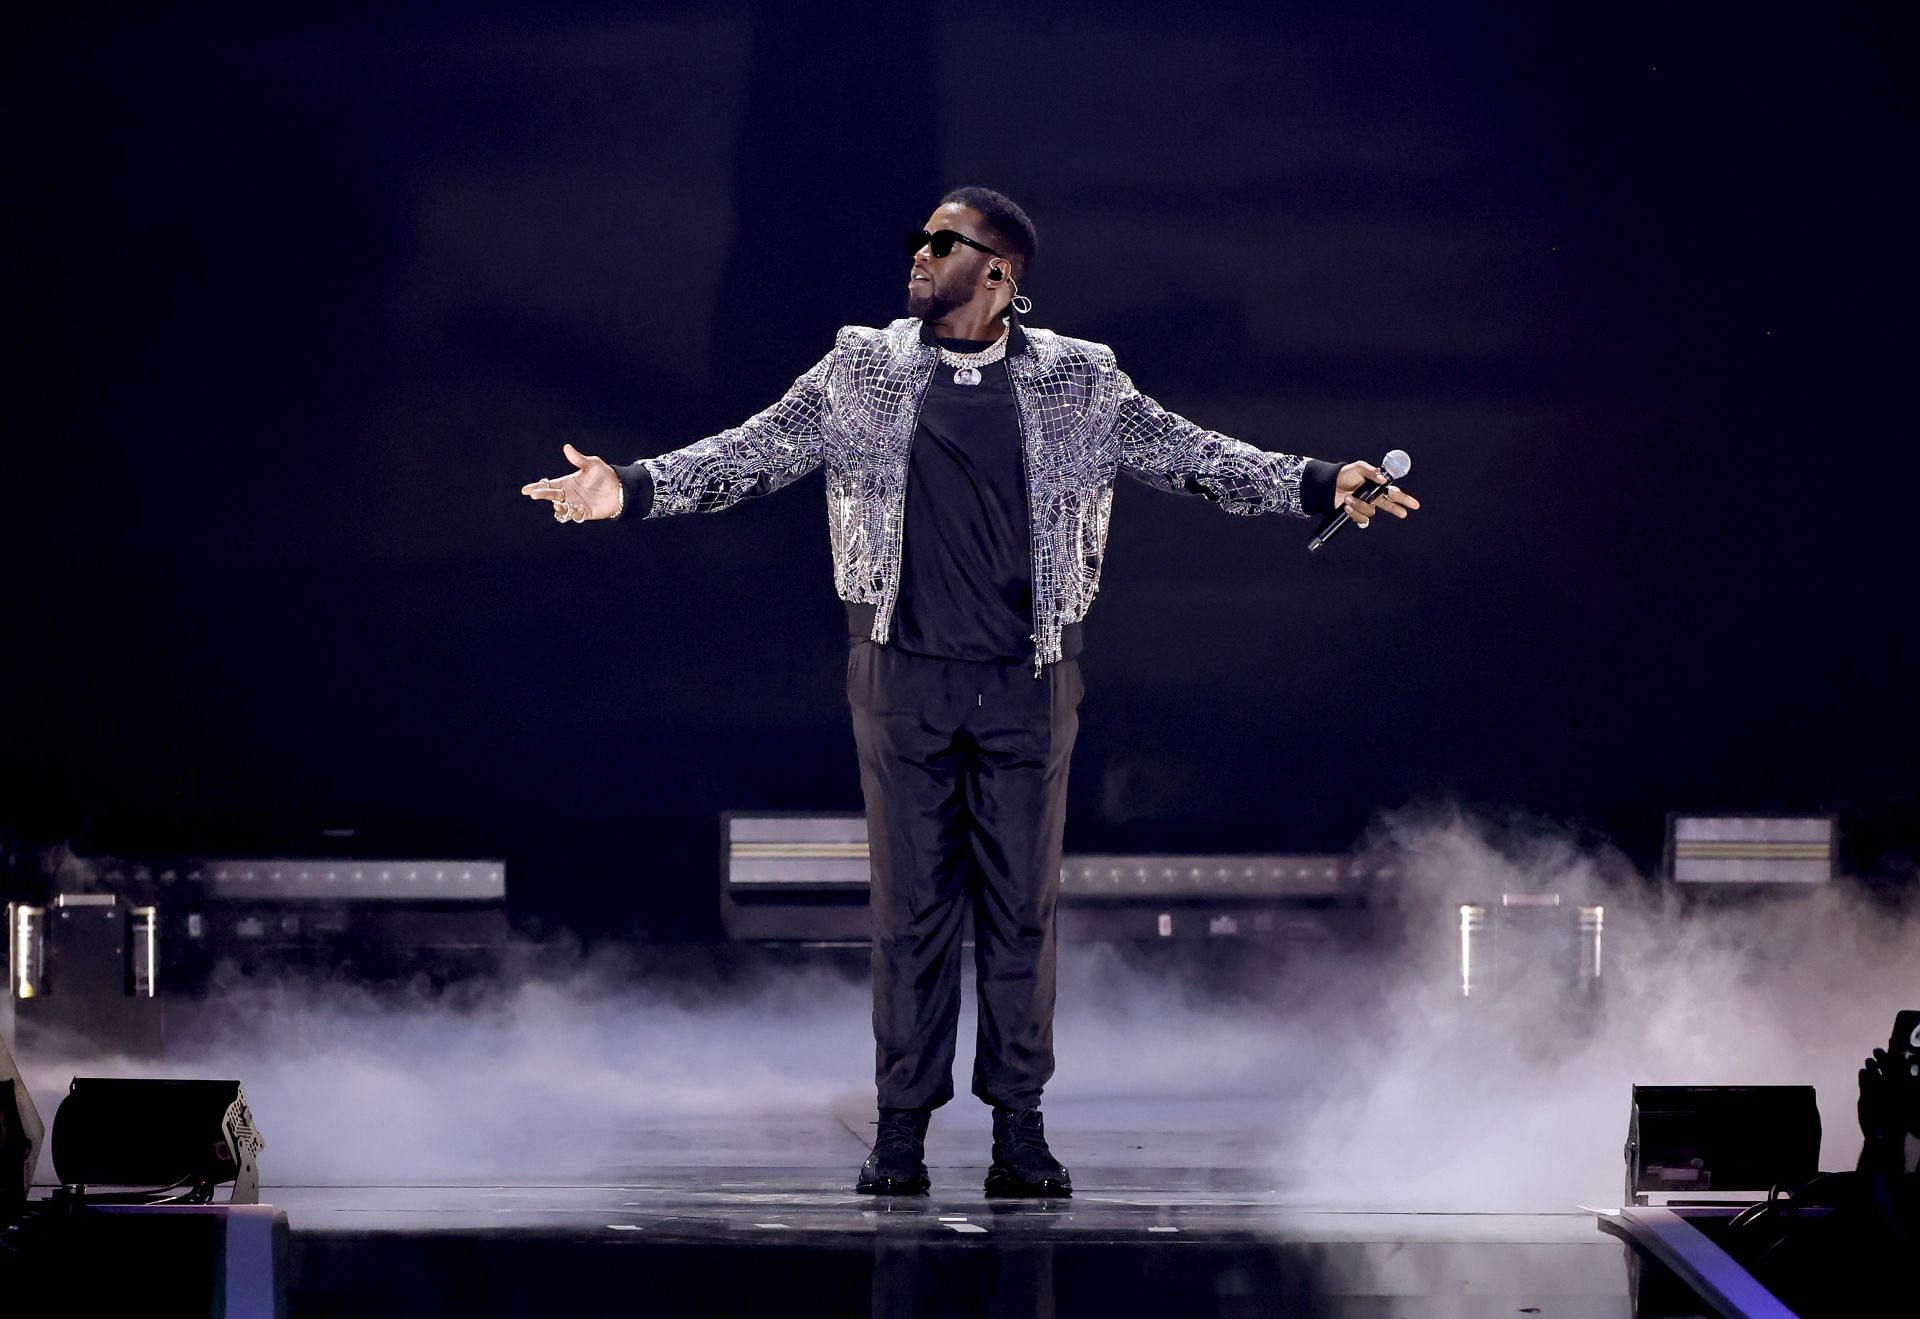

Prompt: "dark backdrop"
[5,0,1915,937]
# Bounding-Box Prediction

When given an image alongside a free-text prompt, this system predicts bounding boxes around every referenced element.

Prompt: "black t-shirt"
[891,335,1034,662]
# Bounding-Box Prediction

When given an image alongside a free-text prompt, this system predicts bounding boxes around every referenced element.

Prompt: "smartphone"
[1892,1009,1920,1137]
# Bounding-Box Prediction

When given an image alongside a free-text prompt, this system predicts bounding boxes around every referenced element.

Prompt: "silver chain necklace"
[936,324,1010,386]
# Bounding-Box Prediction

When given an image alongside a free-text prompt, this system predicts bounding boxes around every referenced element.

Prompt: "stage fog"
[15,812,1914,1211]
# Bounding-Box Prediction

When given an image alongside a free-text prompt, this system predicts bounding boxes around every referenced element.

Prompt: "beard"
[906,282,966,322]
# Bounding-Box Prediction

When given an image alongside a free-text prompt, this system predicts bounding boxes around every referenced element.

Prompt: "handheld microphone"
[1307,449,1411,553]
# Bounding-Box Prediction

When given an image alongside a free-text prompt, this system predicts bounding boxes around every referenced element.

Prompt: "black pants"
[847,641,1083,1112]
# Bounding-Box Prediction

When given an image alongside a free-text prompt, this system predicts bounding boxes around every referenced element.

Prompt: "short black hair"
[940,186,1036,281]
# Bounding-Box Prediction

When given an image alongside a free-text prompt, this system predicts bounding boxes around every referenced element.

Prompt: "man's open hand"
[521,443,623,522]
[1335,461,1421,527]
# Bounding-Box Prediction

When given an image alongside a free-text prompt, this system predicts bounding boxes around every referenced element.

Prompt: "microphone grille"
[1380,449,1412,480]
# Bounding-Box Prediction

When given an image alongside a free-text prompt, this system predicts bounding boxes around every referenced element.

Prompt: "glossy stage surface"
[274,1101,1692,1318]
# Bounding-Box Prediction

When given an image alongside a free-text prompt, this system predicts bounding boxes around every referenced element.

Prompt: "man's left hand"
[1335,461,1422,527]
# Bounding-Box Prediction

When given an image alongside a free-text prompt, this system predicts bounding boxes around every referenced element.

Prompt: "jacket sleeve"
[1111,366,1341,517]
[614,345,836,519]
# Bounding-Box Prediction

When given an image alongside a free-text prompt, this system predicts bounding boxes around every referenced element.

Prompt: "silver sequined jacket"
[630,318,1327,669]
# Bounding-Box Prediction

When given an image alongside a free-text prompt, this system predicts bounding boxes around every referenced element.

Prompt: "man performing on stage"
[522,187,1420,1198]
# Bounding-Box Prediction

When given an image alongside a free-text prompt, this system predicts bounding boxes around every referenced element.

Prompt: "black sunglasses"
[907,228,1002,260]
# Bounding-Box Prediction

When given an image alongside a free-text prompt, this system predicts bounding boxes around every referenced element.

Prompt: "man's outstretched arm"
[1111,366,1418,526]
[522,345,838,523]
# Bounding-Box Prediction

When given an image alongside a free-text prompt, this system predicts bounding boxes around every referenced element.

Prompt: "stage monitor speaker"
[1625,1084,1820,1205]
[52,1077,265,1204]
[1,1034,45,1208]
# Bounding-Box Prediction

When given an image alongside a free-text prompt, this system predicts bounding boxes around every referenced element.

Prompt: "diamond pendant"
[953,367,982,386]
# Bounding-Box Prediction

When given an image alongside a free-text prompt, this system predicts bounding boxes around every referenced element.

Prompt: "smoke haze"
[13,811,1916,1211]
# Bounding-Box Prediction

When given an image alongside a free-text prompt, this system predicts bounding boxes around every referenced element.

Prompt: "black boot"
[855,1107,932,1195]
[984,1106,1072,1197]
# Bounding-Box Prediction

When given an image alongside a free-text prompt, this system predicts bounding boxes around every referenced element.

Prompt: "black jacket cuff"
[1300,458,1342,515]
[613,461,655,520]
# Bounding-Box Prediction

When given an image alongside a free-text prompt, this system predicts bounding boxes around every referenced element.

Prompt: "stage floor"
[269,1101,1687,1318]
